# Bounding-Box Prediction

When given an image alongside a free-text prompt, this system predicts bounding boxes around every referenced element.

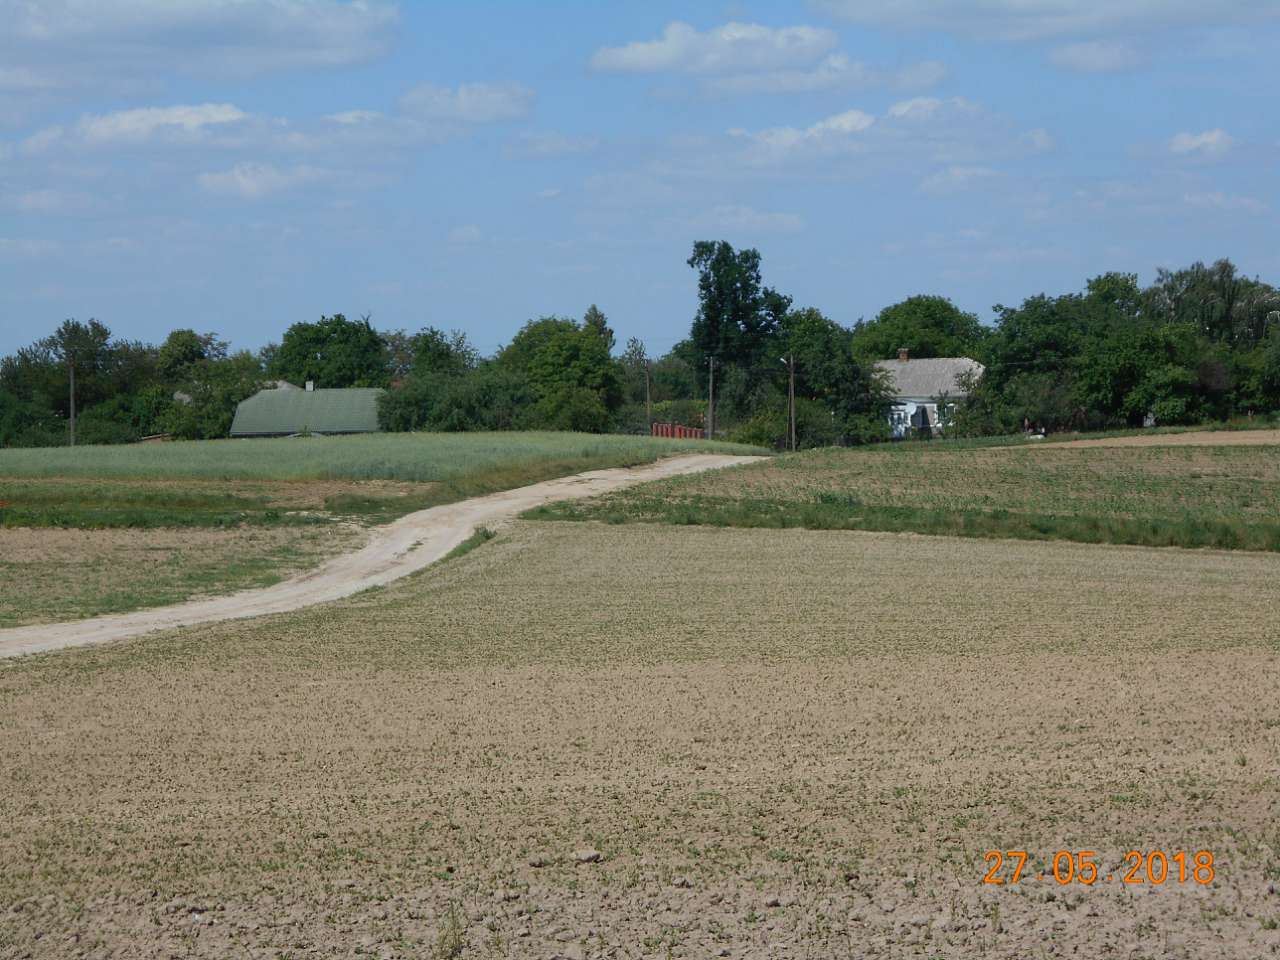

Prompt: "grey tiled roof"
[230,387,384,436]
[874,357,984,400]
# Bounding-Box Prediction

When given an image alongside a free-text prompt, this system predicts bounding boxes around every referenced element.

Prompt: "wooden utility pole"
[787,354,796,452]
[707,356,716,438]
[644,359,652,427]
[68,357,76,447]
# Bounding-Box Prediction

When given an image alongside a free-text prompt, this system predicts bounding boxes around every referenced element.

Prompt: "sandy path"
[0,454,763,659]
[1031,428,1280,449]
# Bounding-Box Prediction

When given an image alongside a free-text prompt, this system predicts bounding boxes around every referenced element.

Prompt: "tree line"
[2,244,1278,449]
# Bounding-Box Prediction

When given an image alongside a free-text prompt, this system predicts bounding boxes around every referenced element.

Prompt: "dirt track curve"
[0,454,763,660]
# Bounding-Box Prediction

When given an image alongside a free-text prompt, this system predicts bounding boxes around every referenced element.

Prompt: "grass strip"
[529,494,1280,553]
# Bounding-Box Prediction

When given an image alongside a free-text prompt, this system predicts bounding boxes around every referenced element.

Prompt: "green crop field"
[0,431,764,623]
[0,431,762,483]
[0,431,764,530]
[532,432,1280,552]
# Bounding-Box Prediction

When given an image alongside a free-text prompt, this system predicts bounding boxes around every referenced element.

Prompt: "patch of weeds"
[442,526,496,564]
[433,902,467,959]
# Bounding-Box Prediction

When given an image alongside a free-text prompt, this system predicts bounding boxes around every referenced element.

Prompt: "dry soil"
[0,524,365,627]
[1,522,1277,958]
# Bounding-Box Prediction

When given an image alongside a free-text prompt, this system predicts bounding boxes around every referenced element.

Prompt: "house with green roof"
[230,384,385,437]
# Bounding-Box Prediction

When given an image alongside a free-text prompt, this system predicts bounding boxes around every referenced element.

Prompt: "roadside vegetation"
[531,433,1280,553]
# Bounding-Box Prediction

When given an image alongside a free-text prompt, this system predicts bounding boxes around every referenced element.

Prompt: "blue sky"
[1,1,1277,358]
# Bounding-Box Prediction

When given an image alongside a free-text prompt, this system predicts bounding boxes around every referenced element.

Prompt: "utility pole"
[68,356,76,447]
[706,356,716,438]
[644,359,652,427]
[787,354,796,452]
[780,355,796,451]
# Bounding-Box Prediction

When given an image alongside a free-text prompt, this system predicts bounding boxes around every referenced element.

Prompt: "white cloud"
[591,21,837,75]
[708,55,947,95]
[447,224,482,244]
[197,162,322,199]
[815,1,1279,42]
[78,103,247,144]
[733,108,875,157]
[919,165,999,193]
[1170,129,1234,158]
[1022,127,1055,152]
[891,60,950,90]
[325,110,383,125]
[591,21,945,95]
[1050,40,1144,72]
[20,125,64,153]
[5,188,84,213]
[888,96,953,119]
[722,96,1033,178]
[513,131,599,158]
[1,1,398,84]
[691,204,804,234]
[0,237,60,257]
[887,96,983,125]
[1183,191,1267,214]
[400,82,534,124]
[0,66,64,93]
[535,188,562,200]
[708,53,868,94]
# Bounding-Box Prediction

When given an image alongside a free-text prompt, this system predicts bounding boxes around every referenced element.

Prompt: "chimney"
[305,380,314,392]
[897,348,909,362]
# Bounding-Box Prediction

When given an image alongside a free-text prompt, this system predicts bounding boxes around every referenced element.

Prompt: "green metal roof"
[230,387,384,436]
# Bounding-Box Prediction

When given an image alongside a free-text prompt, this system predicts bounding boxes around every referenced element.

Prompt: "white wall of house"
[888,398,957,438]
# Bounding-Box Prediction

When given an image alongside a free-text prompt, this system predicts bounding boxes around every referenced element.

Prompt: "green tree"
[378,363,537,432]
[409,327,478,379]
[44,318,113,445]
[780,307,891,446]
[161,350,265,440]
[158,329,228,380]
[619,337,648,406]
[499,316,624,432]
[583,304,615,351]
[270,314,388,388]
[852,295,986,361]
[1146,259,1280,348]
[687,241,791,369]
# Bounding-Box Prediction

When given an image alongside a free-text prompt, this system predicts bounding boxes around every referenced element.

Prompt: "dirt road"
[0,453,763,659]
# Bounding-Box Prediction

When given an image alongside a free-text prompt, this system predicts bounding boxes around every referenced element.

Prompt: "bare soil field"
[0,524,365,627]
[1034,428,1280,449]
[2,522,1278,958]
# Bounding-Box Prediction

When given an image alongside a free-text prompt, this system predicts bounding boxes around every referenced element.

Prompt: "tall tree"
[686,241,791,369]
[158,329,228,380]
[582,305,615,351]
[409,327,478,379]
[852,295,987,361]
[782,307,890,438]
[270,314,388,388]
[45,319,112,446]
[499,316,624,432]
[1146,259,1280,348]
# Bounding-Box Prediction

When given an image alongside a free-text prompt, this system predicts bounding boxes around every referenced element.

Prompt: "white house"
[874,349,984,439]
